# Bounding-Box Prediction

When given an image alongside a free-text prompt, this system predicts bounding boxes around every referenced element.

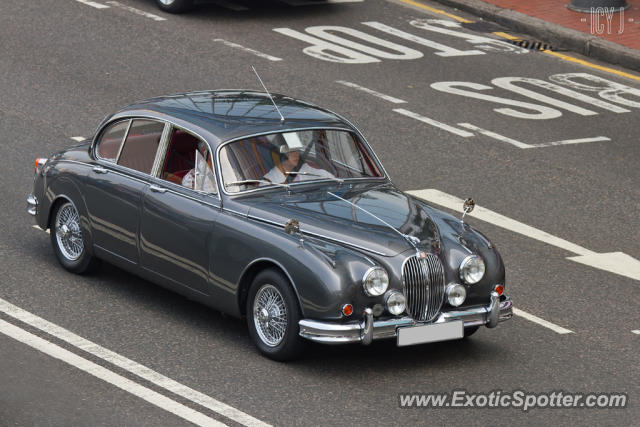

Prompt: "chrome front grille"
[402,254,446,322]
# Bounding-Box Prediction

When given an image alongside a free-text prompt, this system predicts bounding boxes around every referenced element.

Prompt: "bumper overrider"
[299,292,513,345]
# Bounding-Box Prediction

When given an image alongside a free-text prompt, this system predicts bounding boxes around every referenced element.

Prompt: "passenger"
[183,141,216,193]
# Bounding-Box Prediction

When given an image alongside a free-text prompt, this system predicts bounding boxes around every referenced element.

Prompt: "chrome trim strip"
[114,119,133,164]
[298,295,513,344]
[151,122,172,178]
[215,126,388,197]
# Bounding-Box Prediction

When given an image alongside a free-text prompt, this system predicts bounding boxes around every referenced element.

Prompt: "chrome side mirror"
[461,198,475,222]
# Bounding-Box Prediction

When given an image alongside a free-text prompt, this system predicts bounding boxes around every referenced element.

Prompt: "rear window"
[96,120,129,162]
[117,120,165,174]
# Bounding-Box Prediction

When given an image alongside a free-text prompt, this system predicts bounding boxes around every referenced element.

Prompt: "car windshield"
[219,129,384,193]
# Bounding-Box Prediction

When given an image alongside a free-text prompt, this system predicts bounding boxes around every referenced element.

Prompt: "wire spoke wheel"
[55,202,84,261]
[253,284,288,347]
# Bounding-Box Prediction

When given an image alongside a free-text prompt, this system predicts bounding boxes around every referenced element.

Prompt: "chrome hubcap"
[253,284,287,347]
[55,202,83,261]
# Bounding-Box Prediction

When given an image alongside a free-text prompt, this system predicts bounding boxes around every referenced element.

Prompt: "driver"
[263,145,333,184]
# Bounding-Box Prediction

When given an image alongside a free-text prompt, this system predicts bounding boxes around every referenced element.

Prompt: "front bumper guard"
[299,293,512,344]
[27,194,38,216]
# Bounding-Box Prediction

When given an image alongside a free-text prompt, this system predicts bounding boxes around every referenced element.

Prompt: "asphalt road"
[1,0,639,425]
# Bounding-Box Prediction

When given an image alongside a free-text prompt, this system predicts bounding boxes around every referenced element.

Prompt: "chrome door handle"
[149,185,167,193]
[92,166,108,174]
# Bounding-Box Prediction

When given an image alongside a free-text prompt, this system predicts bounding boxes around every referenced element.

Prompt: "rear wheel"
[246,269,305,361]
[155,0,193,13]
[50,200,100,274]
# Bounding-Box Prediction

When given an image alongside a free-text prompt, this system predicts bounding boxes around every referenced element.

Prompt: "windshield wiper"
[226,179,290,190]
[285,171,344,185]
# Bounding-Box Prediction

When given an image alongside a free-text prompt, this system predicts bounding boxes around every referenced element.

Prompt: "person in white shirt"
[263,147,334,184]
[182,141,217,193]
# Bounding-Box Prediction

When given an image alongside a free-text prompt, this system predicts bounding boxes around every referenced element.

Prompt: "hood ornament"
[461,198,475,223]
[284,218,304,246]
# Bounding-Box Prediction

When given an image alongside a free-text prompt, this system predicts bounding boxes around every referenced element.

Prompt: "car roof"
[115,90,355,146]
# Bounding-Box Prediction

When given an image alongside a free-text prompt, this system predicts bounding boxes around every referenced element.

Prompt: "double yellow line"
[397,0,640,82]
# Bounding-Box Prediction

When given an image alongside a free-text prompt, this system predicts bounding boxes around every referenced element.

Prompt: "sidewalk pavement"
[430,0,640,72]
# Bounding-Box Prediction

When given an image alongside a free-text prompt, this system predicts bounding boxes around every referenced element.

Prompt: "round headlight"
[362,267,389,296]
[459,255,485,284]
[385,291,406,316]
[446,283,467,307]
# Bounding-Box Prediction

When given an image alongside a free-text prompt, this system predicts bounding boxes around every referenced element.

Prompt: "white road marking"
[105,1,166,21]
[32,225,50,234]
[0,297,270,427]
[74,0,110,9]
[512,308,574,334]
[393,109,474,137]
[70,136,86,142]
[336,80,406,104]
[210,0,249,11]
[458,123,532,148]
[632,330,640,335]
[0,318,225,427]
[458,123,611,149]
[212,39,282,62]
[406,189,640,281]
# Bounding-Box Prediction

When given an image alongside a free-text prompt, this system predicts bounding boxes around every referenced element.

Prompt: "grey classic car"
[27,90,513,360]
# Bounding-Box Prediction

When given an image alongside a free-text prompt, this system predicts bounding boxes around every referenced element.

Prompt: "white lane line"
[406,189,640,281]
[74,0,110,9]
[512,308,573,334]
[0,319,224,427]
[457,123,533,148]
[632,330,640,335]
[105,1,166,21]
[70,136,86,142]
[531,136,611,148]
[212,39,282,62]
[336,80,406,104]
[32,225,50,234]
[458,123,610,149]
[0,297,270,427]
[393,109,474,137]
[210,0,249,11]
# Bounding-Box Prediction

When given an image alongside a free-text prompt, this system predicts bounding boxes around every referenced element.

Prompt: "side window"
[117,119,165,174]
[161,128,217,194]
[96,120,129,162]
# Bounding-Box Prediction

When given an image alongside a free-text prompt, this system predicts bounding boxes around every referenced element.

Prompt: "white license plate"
[396,321,464,347]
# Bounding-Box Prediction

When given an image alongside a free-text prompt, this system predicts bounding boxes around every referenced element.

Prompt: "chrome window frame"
[215,127,388,197]
[94,119,132,163]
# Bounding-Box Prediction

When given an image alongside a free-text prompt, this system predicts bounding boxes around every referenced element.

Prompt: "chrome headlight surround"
[446,283,467,307]
[385,291,406,315]
[362,267,389,297]
[459,255,485,285]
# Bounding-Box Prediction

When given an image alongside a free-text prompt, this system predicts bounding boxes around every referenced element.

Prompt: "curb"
[429,0,640,72]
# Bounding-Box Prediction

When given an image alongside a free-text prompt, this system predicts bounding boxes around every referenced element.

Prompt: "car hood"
[238,182,441,256]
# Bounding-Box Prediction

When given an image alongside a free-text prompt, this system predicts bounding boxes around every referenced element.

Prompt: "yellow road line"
[395,0,473,23]
[398,0,640,82]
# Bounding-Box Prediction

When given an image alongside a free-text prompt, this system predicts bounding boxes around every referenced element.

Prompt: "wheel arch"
[237,258,304,317]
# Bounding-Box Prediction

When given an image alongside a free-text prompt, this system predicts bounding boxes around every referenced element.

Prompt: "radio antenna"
[252,66,285,123]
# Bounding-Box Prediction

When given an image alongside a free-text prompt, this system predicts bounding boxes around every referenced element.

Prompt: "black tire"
[50,200,100,274]
[463,326,479,338]
[155,0,193,13]
[246,269,305,361]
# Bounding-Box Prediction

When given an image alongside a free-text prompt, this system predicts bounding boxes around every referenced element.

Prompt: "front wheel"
[463,326,479,338]
[50,200,100,274]
[246,269,305,361]
[155,0,193,13]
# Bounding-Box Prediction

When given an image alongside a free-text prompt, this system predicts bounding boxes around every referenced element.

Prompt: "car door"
[86,118,167,265]
[139,126,220,296]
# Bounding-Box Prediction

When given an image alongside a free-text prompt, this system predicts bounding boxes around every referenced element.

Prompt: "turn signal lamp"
[342,304,354,316]
[494,285,504,296]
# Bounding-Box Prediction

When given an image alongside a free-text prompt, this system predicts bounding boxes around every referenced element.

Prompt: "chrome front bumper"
[298,293,513,344]
[27,194,38,216]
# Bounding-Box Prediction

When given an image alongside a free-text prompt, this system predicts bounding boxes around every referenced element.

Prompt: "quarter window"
[96,120,129,162]
[117,120,165,174]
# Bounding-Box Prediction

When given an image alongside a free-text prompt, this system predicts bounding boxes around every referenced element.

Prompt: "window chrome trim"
[114,119,133,164]
[151,122,172,178]
[149,176,221,206]
[93,118,131,163]
[215,127,388,197]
